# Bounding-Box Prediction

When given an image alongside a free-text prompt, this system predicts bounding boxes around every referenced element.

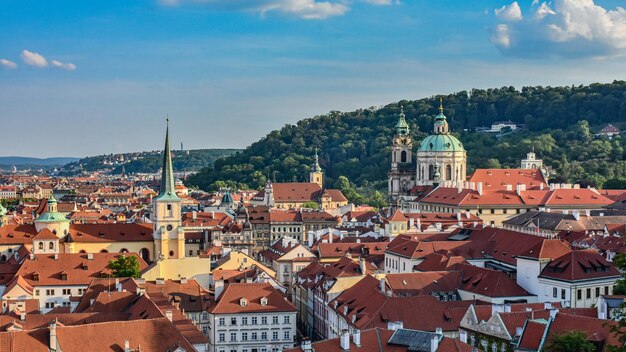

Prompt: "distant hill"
[0,156,80,166]
[186,81,626,193]
[61,149,240,175]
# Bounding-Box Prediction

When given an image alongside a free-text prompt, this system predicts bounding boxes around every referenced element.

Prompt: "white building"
[208,282,297,352]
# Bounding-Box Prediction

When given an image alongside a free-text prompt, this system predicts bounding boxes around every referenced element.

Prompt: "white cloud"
[258,0,348,20]
[534,2,555,19]
[491,24,511,48]
[491,0,626,58]
[0,59,17,69]
[495,2,523,21]
[51,60,77,71]
[21,49,48,67]
[157,0,400,19]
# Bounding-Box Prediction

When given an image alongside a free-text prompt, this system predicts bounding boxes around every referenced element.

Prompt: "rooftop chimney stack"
[301,338,313,352]
[353,329,361,347]
[124,340,130,352]
[340,330,350,351]
[165,310,173,322]
[49,321,58,351]
[431,334,439,352]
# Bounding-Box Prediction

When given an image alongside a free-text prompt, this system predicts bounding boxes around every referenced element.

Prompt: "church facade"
[388,99,467,210]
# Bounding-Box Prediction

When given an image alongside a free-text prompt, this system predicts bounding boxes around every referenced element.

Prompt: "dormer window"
[260,297,268,306]
[240,298,248,306]
[38,242,43,250]
[49,242,54,250]
[60,272,67,280]
[32,272,39,281]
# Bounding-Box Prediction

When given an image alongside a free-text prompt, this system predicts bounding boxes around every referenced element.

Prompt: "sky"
[1,0,625,157]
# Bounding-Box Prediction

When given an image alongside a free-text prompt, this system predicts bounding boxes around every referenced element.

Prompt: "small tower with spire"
[309,148,324,187]
[152,118,184,260]
[388,105,415,209]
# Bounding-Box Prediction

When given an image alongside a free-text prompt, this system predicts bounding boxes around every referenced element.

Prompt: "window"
[252,332,258,341]
[230,332,237,342]
[242,332,248,341]
[605,286,610,295]
[201,312,208,320]
[283,331,290,340]
[587,288,591,299]
[261,316,267,325]
[62,289,71,295]
[167,224,173,231]
[167,204,172,211]
[78,288,85,295]
[218,317,225,326]
[189,250,193,256]
[231,317,237,325]
[272,331,279,340]
[503,209,508,214]
[251,317,258,325]
[202,326,208,335]
[35,289,40,296]
[596,287,601,297]
[38,242,44,250]
[261,332,267,340]
[561,289,565,300]
[272,316,279,324]
[284,315,290,324]
[552,287,557,298]
[242,317,248,325]
[577,289,582,300]
[219,332,225,342]
[49,242,54,249]
[45,302,55,309]
[46,289,55,296]
[490,209,495,214]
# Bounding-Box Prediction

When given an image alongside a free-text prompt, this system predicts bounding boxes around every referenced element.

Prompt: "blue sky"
[1,0,625,157]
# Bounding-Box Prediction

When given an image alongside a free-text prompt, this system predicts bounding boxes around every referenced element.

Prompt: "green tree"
[484,158,502,168]
[302,201,320,210]
[544,331,595,352]
[107,255,141,278]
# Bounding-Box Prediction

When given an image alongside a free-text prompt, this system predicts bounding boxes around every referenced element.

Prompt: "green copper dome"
[418,134,464,152]
[35,211,69,223]
[394,106,410,136]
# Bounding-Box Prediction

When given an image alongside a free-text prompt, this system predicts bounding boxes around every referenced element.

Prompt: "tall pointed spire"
[395,105,410,136]
[439,96,443,114]
[156,118,180,201]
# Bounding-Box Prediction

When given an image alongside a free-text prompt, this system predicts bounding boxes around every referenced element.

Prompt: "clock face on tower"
[397,137,410,146]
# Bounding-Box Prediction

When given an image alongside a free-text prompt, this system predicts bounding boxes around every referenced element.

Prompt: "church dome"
[418,134,464,152]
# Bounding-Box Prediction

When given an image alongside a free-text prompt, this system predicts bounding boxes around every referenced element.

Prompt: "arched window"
[79,250,87,254]
[38,242,44,250]
[120,248,129,253]
[446,164,452,181]
[139,248,150,261]
[49,242,54,249]
[428,165,434,180]
[100,249,109,253]
[169,250,175,257]
[400,151,407,163]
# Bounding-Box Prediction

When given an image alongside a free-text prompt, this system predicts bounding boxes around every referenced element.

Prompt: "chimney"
[359,258,367,275]
[156,278,165,285]
[211,211,215,219]
[87,253,93,260]
[20,311,26,321]
[515,327,523,336]
[431,334,439,352]
[435,327,442,335]
[192,211,197,220]
[544,302,552,310]
[49,321,58,351]
[504,304,511,313]
[379,278,386,293]
[301,338,313,352]
[477,182,483,196]
[54,253,58,260]
[180,277,187,284]
[124,340,130,352]
[165,310,173,322]
[459,330,467,343]
[340,330,350,351]
[328,228,333,243]
[456,212,461,221]
[387,321,403,330]
[353,329,361,347]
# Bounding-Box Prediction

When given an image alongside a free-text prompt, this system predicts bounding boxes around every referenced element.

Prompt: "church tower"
[388,106,415,204]
[152,119,185,260]
[310,149,324,187]
[415,98,466,186]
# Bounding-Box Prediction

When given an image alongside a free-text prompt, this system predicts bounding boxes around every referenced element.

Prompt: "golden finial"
[439,97,443,113]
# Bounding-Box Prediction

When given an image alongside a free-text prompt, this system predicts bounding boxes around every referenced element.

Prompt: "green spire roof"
[395,106,410,136]
[155,119,181,202]
[312,148,322,173]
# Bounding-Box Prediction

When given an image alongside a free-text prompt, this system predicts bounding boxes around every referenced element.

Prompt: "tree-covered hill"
[61,149,239,175]
[186,81,626,193]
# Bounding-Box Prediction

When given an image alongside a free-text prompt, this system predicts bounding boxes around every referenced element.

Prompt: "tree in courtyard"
[544,331,595,352]
[107,255,141,278]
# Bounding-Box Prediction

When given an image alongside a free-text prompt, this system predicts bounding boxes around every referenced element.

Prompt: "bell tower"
[388,106,415,206]
[152,119,184,260]
[309,148,324,187]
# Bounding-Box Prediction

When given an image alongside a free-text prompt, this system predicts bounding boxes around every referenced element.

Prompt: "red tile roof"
[469,169,547,191]
[68,223,153,242]
[539,250,620,282]
[208,282,296,314]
